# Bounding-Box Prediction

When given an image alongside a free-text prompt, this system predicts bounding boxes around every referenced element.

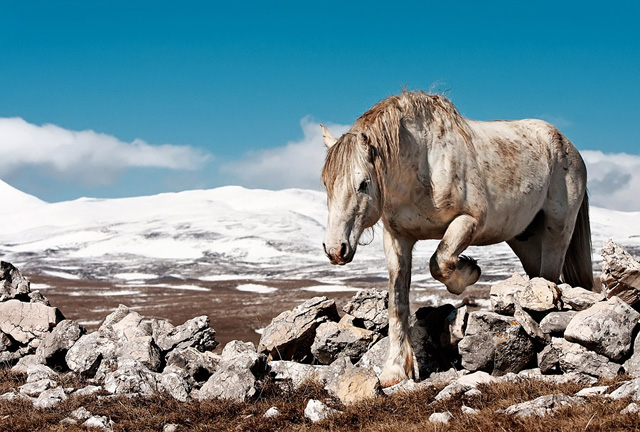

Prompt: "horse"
[320,90,592,387]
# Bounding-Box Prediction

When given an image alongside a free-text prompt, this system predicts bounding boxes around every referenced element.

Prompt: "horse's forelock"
[322,133,370,197]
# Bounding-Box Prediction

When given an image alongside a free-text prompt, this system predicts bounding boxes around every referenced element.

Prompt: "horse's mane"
[322,90,471,194]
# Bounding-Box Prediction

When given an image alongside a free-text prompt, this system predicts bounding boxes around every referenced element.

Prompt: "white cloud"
[0,117,210,184]
[220,117,351,190]
[583,150,640,212]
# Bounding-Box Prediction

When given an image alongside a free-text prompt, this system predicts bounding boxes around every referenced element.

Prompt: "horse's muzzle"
[323,242,352,265]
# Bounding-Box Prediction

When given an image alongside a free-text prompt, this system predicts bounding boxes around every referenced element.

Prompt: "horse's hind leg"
[507,210,544,277]
[430,214,481,294]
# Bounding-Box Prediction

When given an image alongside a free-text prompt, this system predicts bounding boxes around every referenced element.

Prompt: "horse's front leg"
[430,214,481,294]
[379,229,416,388]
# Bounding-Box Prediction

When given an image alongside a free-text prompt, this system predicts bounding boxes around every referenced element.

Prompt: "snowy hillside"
[0,179,639,288]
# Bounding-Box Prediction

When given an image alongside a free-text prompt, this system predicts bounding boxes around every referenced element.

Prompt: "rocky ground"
[1,240,640,431]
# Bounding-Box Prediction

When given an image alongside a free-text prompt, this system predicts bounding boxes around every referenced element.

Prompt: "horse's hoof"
[379,365,410,388]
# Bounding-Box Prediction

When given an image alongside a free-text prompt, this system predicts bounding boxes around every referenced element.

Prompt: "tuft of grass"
[1,367,640,432]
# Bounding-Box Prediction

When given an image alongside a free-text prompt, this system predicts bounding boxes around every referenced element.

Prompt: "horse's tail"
[562,192,593,289]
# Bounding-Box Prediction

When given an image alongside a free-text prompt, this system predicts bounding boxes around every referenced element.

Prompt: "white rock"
[621,402,640,414]
[83,415,113,431]
[26,365,58,383]
[71,406,92,421]
[75,385,102,396]
[304,399,342,422]
[461,405,479,415]
[429,411,454,424]
[33,386,68,409]
[19,378,58,396]
[575,386,609,397]
[263,407,280,418]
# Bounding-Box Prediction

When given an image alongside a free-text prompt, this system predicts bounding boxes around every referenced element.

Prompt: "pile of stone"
[1,239,640,424]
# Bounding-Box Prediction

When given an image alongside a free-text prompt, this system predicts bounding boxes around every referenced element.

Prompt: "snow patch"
[236,284,278,294]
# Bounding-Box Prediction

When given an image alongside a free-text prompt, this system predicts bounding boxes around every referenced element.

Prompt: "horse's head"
[320,125,382,265]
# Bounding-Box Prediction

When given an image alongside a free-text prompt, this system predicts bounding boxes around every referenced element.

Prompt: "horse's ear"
[321,124,337,149]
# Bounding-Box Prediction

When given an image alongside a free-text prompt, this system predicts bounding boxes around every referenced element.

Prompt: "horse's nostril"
[339,243,347,259]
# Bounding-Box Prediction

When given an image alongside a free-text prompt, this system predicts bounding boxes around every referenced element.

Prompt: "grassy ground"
[1,367,639,432]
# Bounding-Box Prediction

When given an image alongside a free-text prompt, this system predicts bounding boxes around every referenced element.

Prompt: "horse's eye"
[358,180,369,193]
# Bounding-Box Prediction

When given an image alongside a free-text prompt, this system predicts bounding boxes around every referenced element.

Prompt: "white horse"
[320,90,592,387]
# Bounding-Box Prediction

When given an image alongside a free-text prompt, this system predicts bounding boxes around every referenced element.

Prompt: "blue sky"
[0,1,639,209]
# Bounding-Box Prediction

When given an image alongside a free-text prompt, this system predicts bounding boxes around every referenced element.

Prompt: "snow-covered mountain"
[0,179,639,288]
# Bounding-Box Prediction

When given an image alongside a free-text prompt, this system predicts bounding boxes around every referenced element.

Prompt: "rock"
[0,331,12,352]
[342,289,388,332]
[499,393,585,418]
[258,296,339,362]
[36,320,85,367]
[0,299,64,344]
[458,311,535,375]
[601,240,640,306]
[355,337,388,376]
[26,365,58,382]
[564,296,640,361]
[11,354,40,374]
[441,306,467,349]
[382,379,422,396]
[621,402,640,414]
[326,365,382,405]
[33,386,68,409]
[198,366,258,402]
[263,407,280,418]
[546,337,623,379]
[559,284,605,310]
[514,305,547,343]
[269,361,319,388]
[311,321,379,364]
[537,344,560,374]
[519,278,562,313]
[429,411,454,424]
[19,378,58,396]
[75,385,102,396]
[434,372,496,402]
[166,347,219,382]
[539,311,578,335]
[103,359,160,396]
[83,415,113,431]
[0,261,31,301]
[117,335,162,372]
[70,407,92,421]
[153,316,218,353]
[461,405,479,415]
[197,341,267,402]
[304,399,342,422]
[607,378,640,400]
[163,425,179,432]
[158,368,191,402]
[575,386,609,397]
[489,273,529,314]
[624,332,640,378]
[66,332,117,376]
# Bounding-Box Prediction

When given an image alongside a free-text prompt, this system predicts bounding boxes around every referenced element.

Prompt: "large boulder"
[490,273,561,314]
[498,393,585,418]
[1,261,31,301]
[0,300,64,345]
[103,359,160,396]
[311,321,379,364]
[342,289,388,332]
[558,284,604,311]
[458,311,535,375]
[258,297,339,362]
[540,337,623,379]
[197,341,268,402]
[564,296,640,361]
[601,240,640,306]
[153,315,218,353]
[35,320,85,367]
[326,364,382,405]
[65,332,117,376]
[539,311,578,335]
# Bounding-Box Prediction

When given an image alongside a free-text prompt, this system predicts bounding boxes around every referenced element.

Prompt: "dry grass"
[1,367,639,432]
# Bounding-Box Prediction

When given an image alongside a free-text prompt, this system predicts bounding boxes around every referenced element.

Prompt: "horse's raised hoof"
[445,255,481,294]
